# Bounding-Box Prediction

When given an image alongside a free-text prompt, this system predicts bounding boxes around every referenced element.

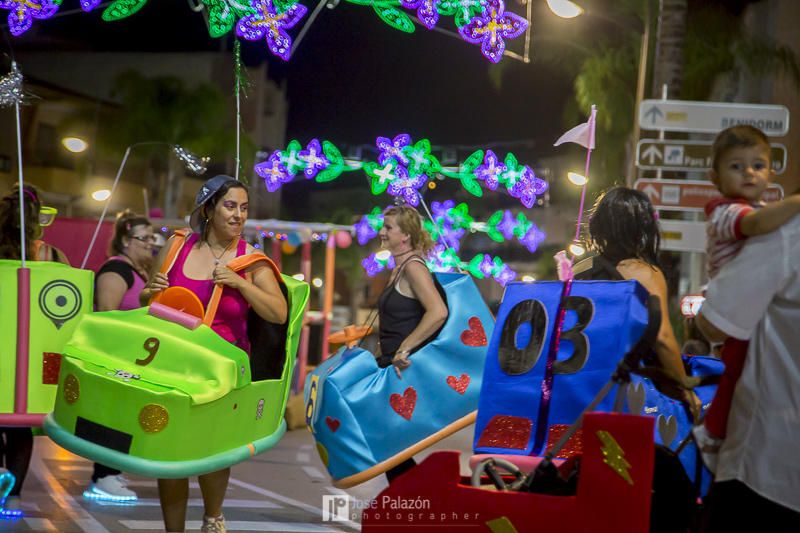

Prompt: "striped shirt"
[705,198,756,279]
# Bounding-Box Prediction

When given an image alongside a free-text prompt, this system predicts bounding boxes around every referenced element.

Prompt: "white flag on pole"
[554,105,597,149]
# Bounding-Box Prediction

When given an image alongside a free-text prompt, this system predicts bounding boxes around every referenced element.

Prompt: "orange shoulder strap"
[203,252,283,326]
[148,229,190,306]
[159,229,190,276]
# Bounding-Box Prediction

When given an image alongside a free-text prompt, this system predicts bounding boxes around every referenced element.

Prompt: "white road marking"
[302,466,325,479]
[30,456,110,533]
[20,501,42,512]
[119,520,347,531]
[324,486,349,496]
[24,517,58,531]
[297,452,311,462]
[228,477,360,531]
[124,480,201,489]
[95,498,281,509]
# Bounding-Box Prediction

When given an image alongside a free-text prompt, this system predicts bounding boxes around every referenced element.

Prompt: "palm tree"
[650,0,687,98]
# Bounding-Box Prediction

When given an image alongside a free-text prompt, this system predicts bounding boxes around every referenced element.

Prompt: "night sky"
[7,0,757,213]
[8,0,583,158]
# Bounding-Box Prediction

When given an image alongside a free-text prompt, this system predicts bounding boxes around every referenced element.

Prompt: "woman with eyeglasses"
[84,210,154,501]
[95,210,154,312]
[0,184,68,510]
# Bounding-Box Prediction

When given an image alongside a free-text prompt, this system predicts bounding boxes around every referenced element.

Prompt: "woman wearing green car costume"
[141,176,287,533]
[0,184,66,510]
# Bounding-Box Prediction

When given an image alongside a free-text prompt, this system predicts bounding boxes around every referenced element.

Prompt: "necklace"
[207,238,236,265]
[392,248,414,262]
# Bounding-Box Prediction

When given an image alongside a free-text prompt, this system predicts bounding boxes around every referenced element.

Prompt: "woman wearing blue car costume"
[376,205,448,481]
[574,187,702,417]
[574,187,713,531]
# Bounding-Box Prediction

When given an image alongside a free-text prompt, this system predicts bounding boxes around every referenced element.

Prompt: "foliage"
[108,71,243,163]
[561,0,799,183]
[573,39,638,186]
[60,71,255,182]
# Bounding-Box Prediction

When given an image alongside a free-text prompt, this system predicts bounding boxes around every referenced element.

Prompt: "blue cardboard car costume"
[472,280,722,492]
[304,272,494,488]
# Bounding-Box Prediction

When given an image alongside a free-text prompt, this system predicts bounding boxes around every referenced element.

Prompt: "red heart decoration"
[389,387,417,421]
[446,374,471,395]
[460,316,487,347]
[325,416,340,432]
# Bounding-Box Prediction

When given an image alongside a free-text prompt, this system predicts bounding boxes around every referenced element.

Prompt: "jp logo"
[38,280,82,329]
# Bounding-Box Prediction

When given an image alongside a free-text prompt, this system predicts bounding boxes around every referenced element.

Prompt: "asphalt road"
[0,422,476,532]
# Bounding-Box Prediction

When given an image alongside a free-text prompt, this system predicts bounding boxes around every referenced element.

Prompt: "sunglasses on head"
[131,235,157,244]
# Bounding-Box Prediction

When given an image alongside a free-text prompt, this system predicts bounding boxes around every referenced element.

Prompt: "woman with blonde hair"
[376,204,448,482]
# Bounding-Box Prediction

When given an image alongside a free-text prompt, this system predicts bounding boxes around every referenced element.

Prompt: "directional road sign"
[639,100,790,136]
[659,220,707,253]
[636,139,787,174]
[634,178,784,212]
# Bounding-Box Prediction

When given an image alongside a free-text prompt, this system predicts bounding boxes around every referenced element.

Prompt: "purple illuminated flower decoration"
[431,200,455,221]
[519,225,546,253]
[474,149,507,191]
[255,152,293,192]
[399,0,439,29]
[236,0,308,61]
[80,0,101,11]
[495,209,516,240]
[458,0,528,63]
[1,0,57,36]
[478,254,495,278]
[494,264,517,286]
[362,253,395,277]
[511,166,548,208]
[354,216,379,245]
[362,255,384,277]
[377,134,411,166]
[387,167,427,206]
[298,139,330,179]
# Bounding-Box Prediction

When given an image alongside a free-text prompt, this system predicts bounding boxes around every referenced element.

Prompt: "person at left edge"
[0,184,67,511]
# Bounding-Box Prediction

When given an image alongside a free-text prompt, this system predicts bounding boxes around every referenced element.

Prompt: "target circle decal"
[39,280,82,328]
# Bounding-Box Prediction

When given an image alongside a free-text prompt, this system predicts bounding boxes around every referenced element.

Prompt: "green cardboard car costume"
[45,245,309,479]
[0,260,93,425]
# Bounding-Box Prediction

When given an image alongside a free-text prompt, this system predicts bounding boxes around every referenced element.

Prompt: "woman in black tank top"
[376,206,448,376]
[375,206,449,484]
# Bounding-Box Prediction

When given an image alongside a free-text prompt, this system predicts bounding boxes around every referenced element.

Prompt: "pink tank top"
[168,233,251,354]
[106,256,147,311]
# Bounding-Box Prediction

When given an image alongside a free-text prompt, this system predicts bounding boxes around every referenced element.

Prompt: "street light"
[546,0,584,19]
[549,1,651,187]
[568,241,586,257]
[62,136,88,153]
[91,189,111,201]
[567,172,587,186]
